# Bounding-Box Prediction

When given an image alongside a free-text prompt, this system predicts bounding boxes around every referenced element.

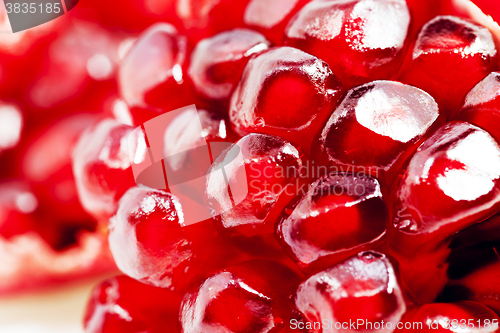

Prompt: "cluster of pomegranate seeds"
[3,0,500,331]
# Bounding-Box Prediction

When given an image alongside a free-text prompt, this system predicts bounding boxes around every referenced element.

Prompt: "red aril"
[175,0,250,42]
[180,260,302,333]
[118,23,194,125]
[205,133,308,240]
[84,275,182,333]
[188,29,269,104]
[229,47,343,152]
[276,173,388,273]
[388,121,500,303]
[398,302,500,332]
[108,187,251,291]
[72,119,138,222]
[243,0,311,44]
[292,251,406,330]
[285,0,411,87]
[314,80,441,183]
[456,72,500,143]
[398,15,498,117]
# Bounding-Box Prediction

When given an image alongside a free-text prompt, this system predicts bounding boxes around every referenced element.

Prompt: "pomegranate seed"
[398,15,498,117]
[456,72,500,143]
[229,47,343,152]
[292,251,406,330]
[108,187,251,291]
[285,0,410,87]
[84,275,183,333]
[180,260,301,333]
[243,0,311,44]
[399,302,500,332]
[314,80,441,183]
[175,0,250,42]
[188,29,269,104]
[388,121,500,303]
[276,173,388,272]
[206,133,308,239]
[118,23,194,125]
[72,119,138,221]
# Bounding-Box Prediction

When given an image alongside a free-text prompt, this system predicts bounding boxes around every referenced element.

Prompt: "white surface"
[0,276,110,333]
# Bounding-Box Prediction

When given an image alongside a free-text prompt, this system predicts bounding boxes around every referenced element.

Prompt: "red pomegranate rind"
[108,187,251,292]
[229,47,343,153]
[397,302,500,332]
[285,0,410,88]
[456,72,500,143]
[188,29,270,104]
[276,173,388,273]
[292,251,406,330]
[243,0,311,44]
[180,260,301,333]
[84,275,182,333]
[0,229,116,295]
[443,261,500,316]
[118,23,194,125]
[315,80,441,183]
[398,15,498,117]
[205,133,308,239]
[72,119,137,222]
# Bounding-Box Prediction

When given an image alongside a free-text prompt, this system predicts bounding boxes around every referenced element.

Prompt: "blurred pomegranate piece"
[118,23,194,125]
[285,0,410,87]
[188,29,269,104]
[229,47,343,152]
[109,187,251,292]
[206,133,308,240]
[0,182,39,240]
[314,80,441,183]
[399,15,498,117]
[292,251,406,330]
[175,0,250,42]
[180,260,301,333]
[26,21,122,120]
[72,119,137,222]
[399,302,499,332]
[22,114,97,227]
[0,103,22,155]
[388,121,500,303]
[161,108,238,223]
[84,275,182,333]
[243,0,311,44]
[277,173,388,272]
[456,72,500,143]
